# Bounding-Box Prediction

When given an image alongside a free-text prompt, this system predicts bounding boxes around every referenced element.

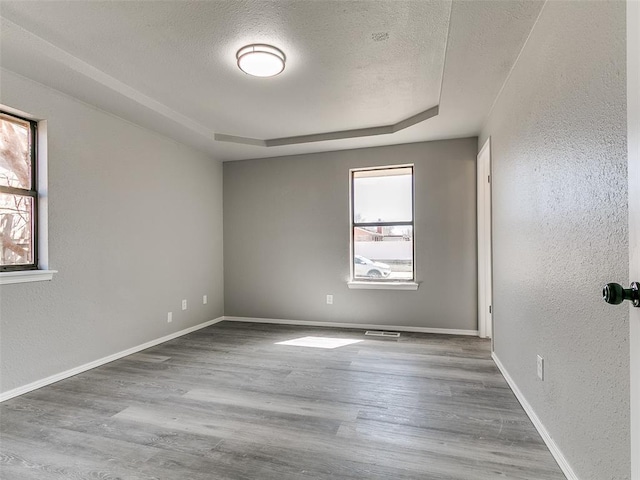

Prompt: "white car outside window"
[354,255,391,279]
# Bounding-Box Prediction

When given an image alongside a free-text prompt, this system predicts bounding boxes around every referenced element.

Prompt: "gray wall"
[479,1,629,478]
[0,71,224,394]
[224,138,477,331]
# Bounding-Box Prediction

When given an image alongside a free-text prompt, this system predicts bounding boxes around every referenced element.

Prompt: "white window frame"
[0,105,55,285]
[348,164,419,291]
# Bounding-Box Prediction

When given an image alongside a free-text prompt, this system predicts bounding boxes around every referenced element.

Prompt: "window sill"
[347,281,419,291]
[0,270,57,285]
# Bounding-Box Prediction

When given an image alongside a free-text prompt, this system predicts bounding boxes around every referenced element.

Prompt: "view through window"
[351,165,414,281]
[0,111,37,270]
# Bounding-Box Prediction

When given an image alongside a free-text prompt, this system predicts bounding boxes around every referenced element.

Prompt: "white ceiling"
[0,0,544,161]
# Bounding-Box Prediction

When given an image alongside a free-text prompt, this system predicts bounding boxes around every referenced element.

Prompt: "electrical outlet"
[203,295,207,305]
[167,312,173,323]
[182,299,187,310]
[326,294,333,305]
[537,355,544,380]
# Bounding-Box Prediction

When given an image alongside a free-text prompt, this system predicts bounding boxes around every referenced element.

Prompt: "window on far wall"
[351,165,414,282]
[0,111,38,271]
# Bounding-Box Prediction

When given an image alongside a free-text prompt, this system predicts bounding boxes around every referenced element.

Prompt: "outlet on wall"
[203,295,207,305]
[537,355,544,380]
[326,294,333,305]
[167,312,173,323]
[182,299,187,310]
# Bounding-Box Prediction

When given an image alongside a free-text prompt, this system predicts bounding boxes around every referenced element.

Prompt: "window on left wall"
[0,108,53,284]
[0,111,38,271]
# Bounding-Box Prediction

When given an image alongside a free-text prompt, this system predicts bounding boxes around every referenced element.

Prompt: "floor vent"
[364,330,401,338]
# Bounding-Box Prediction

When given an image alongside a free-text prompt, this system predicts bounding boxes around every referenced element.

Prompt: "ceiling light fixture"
[236,44,286,78]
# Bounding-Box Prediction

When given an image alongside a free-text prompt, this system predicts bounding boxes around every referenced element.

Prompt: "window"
[350,165,416,288]
[0,107,53,284]
[0,111,38,271]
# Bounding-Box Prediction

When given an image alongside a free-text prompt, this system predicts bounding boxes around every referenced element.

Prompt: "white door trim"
[627,1,639,478]
[477,137,493,339]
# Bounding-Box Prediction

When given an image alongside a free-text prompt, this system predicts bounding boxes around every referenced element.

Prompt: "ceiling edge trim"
[214,105,439,147]
[436,0,454,105]
[213,133,267,147]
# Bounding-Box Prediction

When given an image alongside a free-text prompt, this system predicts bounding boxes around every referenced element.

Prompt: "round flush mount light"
[236,44,286,77]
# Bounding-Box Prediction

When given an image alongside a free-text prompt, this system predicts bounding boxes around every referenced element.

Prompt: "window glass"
[0,113,33,190]
[353,227,413,280]
[0,193,34,266]
[353,167,412,223]
[351,166,414,282]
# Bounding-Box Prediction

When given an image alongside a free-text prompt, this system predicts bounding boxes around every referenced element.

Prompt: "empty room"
[1,1,638,479]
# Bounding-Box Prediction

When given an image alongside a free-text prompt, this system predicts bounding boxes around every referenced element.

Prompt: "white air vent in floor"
[364,331,401,338]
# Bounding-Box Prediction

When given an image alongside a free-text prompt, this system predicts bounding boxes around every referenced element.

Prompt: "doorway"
[477,137,493,339]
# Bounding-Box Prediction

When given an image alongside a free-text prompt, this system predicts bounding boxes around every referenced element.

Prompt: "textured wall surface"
[479,1,629,478]
[0,71,224,394]
[224,139,477,330]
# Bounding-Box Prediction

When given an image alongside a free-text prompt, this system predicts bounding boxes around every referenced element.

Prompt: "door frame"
[477,137,493,340]
[628,1,639,478]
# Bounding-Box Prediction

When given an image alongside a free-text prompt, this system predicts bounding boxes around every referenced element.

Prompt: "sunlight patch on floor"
[275,336,363,349]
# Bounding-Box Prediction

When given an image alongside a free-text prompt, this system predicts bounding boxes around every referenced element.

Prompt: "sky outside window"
[353,167,412,223]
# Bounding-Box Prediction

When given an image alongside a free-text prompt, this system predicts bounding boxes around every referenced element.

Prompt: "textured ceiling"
[0,0,544,161]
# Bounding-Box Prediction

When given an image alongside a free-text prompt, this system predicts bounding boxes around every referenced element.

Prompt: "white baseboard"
[223,316,479,336]
[492,352,578,480]
[0,317,225,403]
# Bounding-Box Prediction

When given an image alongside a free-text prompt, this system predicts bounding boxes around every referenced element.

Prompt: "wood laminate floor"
[0,321,566,479]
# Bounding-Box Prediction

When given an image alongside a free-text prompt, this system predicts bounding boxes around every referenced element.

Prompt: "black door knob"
[603,282,640,307]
